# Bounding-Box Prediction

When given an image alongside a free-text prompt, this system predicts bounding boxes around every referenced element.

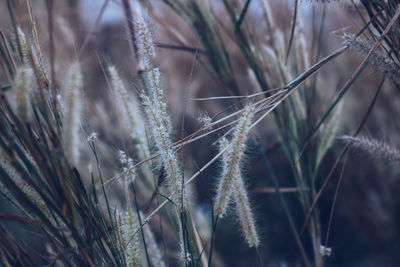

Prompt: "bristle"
[0,149,49,218]
[342,136,400,165]
[214,105,255,217]
[213,104,259,247]
[232,168,260,247]
[345,34,400,88]
[116,209,140,267]
[142,93,185,207]
[108,66,150,160]
[135,5,156,69]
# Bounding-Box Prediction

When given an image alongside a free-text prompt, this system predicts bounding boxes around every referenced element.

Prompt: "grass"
[1,0,400,266]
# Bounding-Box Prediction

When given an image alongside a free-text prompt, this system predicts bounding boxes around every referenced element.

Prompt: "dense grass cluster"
[0,0,400,266]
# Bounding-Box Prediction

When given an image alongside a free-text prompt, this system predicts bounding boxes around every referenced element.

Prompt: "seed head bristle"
[345,34,400,88]
[109,66,150,160]
[135,5,156,69]
[214,104,255,217]
[343,136,400,165]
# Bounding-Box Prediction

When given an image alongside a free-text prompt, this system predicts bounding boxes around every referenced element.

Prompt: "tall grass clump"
[1,0,400,266]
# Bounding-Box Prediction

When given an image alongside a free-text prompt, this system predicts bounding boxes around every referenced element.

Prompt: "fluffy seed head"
[13,65,34,121]
[108,66,150,160]
[345,34,400,88]
[118,150,136,186]
[142,93,185,208]
[232,168,260,247]
[135,5,156,69]
[17,28,29,65]
[342,136,400,165]
[214,104,255,217]
[213,104,259,247]
[116,210,140,267]
[316,102,342,167]
[63,62,83,166]
[141,212,166,267]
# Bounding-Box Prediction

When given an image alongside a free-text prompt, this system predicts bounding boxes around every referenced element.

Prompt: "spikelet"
[342,136,400,165]
[140,212,166,267]
[214,138,234,216]
[16,27,46,81]
[135,4,156,69]
[116,209,140,267]
[142,93,184,207]
[109,66,150,160]
[134,3,172,133]
[17,28,30,65]
[137,22,184,207]
[295,14,311,75]
[118,150,136,208]
[214,104,259,247]
[214,104,255,217]
[118,150,136,185]
[146,68,172,133]
[315,102,342,167]
[262,45,283,87]
[232,167,260,247]
[135,3,187,255]
[345,34,400,88]
[0,149,49,218]
[13,65,34,121]
[291,16,310,121]
[63,62,82,166]
[247,68,263,92]
[124,211,140,267]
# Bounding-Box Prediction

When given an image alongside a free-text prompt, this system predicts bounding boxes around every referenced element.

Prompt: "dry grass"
[0,0,400,266]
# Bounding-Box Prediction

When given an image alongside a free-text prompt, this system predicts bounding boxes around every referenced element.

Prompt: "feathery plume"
[345,34,400,88]
[141,213,166,267]
[295,19,311,75]
[135,5,187,256]
[116,209,140,267]
[16,27,45,80]
[0,149,49,218]
[17,28,30,65]
[214,104,255,217]
[214,104,259,247]
[262,45,283,87]
[232,167,260,247]
[63,62,83,166]
[342,136,400,165]
[118,150,137,185]
[13,66,34,121]
[315,102,342,167]
[142,93,184,207]
[146,68,172,133]
[108,66,150,161]
[135,5,156,69]
[214,138,234,216]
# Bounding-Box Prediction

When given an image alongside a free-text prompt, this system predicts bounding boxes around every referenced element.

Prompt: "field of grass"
[1,0,400,266]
